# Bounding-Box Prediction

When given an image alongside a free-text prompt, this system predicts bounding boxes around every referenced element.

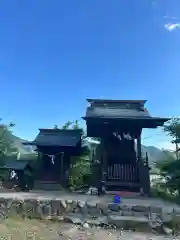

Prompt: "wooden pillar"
[137,130,151,196]
[136,133,142,163]
[60,153,64,184]
[101,139,107,191]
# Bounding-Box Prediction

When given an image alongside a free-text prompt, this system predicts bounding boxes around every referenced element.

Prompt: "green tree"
[155,118,180,198]
[164,117,180,159]
[0,119,17,160]
[54,120,92,189]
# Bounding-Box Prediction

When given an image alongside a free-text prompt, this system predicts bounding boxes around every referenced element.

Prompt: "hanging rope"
[42,152,64,165]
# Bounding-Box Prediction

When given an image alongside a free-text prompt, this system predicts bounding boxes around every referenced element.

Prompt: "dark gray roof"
[84,98,149,119]
[1,160,30,170]
[25,129,82,147]
[85,107,151,118]
[87,99,147,105]
[84,99,170,125]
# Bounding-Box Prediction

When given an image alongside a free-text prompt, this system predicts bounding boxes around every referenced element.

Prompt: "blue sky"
[0,0,180,149]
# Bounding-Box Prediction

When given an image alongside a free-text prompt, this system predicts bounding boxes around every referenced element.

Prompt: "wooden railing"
[107,164,139,182]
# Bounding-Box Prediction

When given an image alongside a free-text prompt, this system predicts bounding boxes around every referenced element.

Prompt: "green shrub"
[68,156,92,189]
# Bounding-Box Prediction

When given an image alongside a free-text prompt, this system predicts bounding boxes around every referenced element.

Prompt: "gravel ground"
[0,218,179,240]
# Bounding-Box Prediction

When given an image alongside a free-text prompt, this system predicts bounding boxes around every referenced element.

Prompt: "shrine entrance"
[24,129,82,187]
[83,98,169,196]
[38,153,62,182]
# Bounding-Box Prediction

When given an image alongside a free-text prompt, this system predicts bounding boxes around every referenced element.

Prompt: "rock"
[51,200,64,216]
[148,218,162,229]
[22,199,39,218]
[172,214,180,222]
[37,200,52,218]
[86,216,108,226]
[64,215,83,225]
[173,207,180,215]
[8,200,23,217]
[163,226,173,235]
[60,200,67,209]
[86,201,97,208]
[133,211,147,217]
[77,201,85,208]
[119,205,132,212]
[149,206,162,215]
[98,203,109,216]
[132,205,149,213]
[108,215,149,228]
[108,203,120,212]
[161,212,173,223]
[121,211,133,217]
[83,222,89,228]
[86,201,101,216]
[66,201,77,213]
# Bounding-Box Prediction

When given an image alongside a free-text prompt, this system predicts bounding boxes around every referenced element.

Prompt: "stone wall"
[0,197,180,231]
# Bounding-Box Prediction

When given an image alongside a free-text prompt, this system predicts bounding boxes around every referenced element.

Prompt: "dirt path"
[0,218,178,240]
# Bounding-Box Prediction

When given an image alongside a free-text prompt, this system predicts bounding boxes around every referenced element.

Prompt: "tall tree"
[0,119,17,159]
[156,118,180,197]
[163,117,180,159]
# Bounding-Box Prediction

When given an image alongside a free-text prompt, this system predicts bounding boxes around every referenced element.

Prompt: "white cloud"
[164,23,180,32]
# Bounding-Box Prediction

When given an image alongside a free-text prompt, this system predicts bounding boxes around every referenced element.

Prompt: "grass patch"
[0,218,63,240]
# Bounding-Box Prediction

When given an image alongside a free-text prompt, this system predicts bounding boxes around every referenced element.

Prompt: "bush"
[68,156,92,189]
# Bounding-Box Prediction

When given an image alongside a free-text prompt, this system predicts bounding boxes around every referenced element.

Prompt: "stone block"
[65,200,77,213]
[108,203,120,212]
[121,211,133,217]
[21,199,40,219]
[8,200,24,217]
[86,201,101,216]
[77,200,85,208]
[160,212,173,223]
[119,204,132,212]
[51,200,65,216]
[86,216,108,226]
[60,200,67,209]
[149,206,162,214]
[36,200,52,219]
[133,211,148,217]
[64,214,83,224]
[97,203,109,216]
[131,205,149,213]
[108,215,149,229]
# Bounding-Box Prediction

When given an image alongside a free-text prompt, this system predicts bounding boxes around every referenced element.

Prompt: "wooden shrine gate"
[83,98,170,195]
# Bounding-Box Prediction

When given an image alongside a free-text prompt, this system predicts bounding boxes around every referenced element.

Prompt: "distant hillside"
[141,145,174,167]
[10,135,35,154]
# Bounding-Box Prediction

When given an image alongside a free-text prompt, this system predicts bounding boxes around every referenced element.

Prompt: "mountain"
[11,135,35,154]
[142,145,168,163]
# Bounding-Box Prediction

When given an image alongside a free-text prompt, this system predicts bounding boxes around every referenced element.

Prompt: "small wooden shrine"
[83,99,170,196]
[24,129,82,186]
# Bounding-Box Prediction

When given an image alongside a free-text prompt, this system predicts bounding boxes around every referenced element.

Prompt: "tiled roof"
[1,160,30,170]
[29,129,82,147]
[86,107,151,118]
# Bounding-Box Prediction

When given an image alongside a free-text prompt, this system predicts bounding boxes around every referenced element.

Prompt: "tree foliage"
[156,118,180,197]
[54,120,92,189]
[163,118,180,142]
[0,119,17,160]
